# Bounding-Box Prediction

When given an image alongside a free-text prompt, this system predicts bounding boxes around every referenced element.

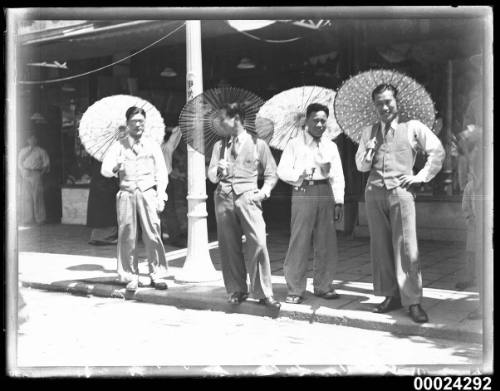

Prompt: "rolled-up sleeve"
[152,142,168,201]
[207,141,222,184]
[259,141,278,198]
[329,142,345,204]
[101,142,120,178]
[41,148,50,173]
[276,139,305,186]
[355,126,373,172]
[411,120,446,183]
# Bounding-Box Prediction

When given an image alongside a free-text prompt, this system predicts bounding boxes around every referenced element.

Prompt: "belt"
[294,179,329,191]
[302,179,329,186]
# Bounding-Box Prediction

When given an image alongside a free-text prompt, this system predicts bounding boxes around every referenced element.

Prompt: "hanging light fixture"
[237,58,255,70]
[61,83,76,92]
[160,67,177,77]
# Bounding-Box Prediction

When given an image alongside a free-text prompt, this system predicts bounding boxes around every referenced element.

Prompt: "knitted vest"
[118,138,157,192]
[368,121,414,189]
[218,135,261,195]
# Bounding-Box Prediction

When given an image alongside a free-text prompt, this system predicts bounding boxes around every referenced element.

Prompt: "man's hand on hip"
[398,174,422,190]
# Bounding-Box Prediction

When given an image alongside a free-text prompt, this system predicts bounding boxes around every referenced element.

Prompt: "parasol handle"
[364,148,375,163]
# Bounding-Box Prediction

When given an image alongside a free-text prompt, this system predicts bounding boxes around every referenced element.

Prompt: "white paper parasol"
[256,85,341,151]
[78,94,165,161]
[179,87,270,157]
[334,69,436,144]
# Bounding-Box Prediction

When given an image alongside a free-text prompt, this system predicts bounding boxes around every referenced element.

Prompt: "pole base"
[175,258,221,283]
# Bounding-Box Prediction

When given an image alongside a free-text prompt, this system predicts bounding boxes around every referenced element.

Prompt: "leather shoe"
[259,297,281,309]
[285,295,303,304]
[373,296,402,313]
[228,292,248,304]
[314,289,340,300]
[151,279,168,290]
[409,304,428,323]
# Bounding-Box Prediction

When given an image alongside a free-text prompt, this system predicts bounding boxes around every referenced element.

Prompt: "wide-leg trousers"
[20,172,46,224]
[214,190,273,300]
[284,183,338,297]
[365,184,422,306]
[116,188,168,282]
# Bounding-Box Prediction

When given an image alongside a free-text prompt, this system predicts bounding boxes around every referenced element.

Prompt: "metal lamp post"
[175,20,219,282]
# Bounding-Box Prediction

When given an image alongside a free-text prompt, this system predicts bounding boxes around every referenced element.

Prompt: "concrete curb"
[22,278,482,344]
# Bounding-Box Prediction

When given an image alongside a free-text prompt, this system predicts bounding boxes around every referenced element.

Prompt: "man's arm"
[276,139,305,186]
[101,142,120,178]
[411,120,446,183]
[40,148,50,174]
[329,142,345,205]
[258,141,278,199]
[162,126,182,168]
[207,141,222,184]
[152,142,168,201]
[355,127,373,172]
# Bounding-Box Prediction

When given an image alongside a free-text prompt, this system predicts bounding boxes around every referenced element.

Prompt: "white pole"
[175,20,219,282]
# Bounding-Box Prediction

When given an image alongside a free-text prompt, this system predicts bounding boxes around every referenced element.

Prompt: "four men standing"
[99,84,447,325]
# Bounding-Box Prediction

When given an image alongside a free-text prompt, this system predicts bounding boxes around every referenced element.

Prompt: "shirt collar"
[127,135,142,147]
[303,128,322,146]
[232,130,249,144]
[381,116,399,131]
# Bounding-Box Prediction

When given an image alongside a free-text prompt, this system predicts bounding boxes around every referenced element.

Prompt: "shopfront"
[16,14,488,239]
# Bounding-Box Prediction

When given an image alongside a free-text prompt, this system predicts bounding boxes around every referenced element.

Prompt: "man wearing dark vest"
[356,84,445,323]
[102,106,169,292]
[207,102,280,309]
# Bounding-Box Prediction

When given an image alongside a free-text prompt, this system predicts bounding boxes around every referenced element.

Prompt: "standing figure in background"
[277,103,345,304]
[455,125,483,296]
[355,84,445,324]
[101,106,169,292]
[207,102,280,309]
[87,157,119,245]
[160,125,186,247]
[18,132,50,225]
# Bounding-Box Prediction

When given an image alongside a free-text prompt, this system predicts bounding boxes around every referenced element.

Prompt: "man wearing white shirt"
[18,132,50,225]
[101,106,169,292]
[355,84,445,323]
[277,103,345,304]
[207,102,280,309]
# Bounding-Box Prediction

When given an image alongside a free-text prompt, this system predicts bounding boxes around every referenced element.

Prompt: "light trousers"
[116,188,168,282]
[20,172,46,224]
[365,184,422,306]
[214,190,274,299]
[284,184,338,297]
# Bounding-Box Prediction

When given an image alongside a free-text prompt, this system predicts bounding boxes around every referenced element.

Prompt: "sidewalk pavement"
[17,224,482,343]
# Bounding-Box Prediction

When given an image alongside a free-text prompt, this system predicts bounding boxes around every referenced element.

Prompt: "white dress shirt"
[161,127,182,175]
[355,118,445,183]
[277,129,345,204]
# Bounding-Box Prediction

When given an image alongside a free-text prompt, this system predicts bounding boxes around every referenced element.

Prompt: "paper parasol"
[256,85,341,151]
[78,94,165,161]
[179,87,270,156]
[334,69,436,144]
